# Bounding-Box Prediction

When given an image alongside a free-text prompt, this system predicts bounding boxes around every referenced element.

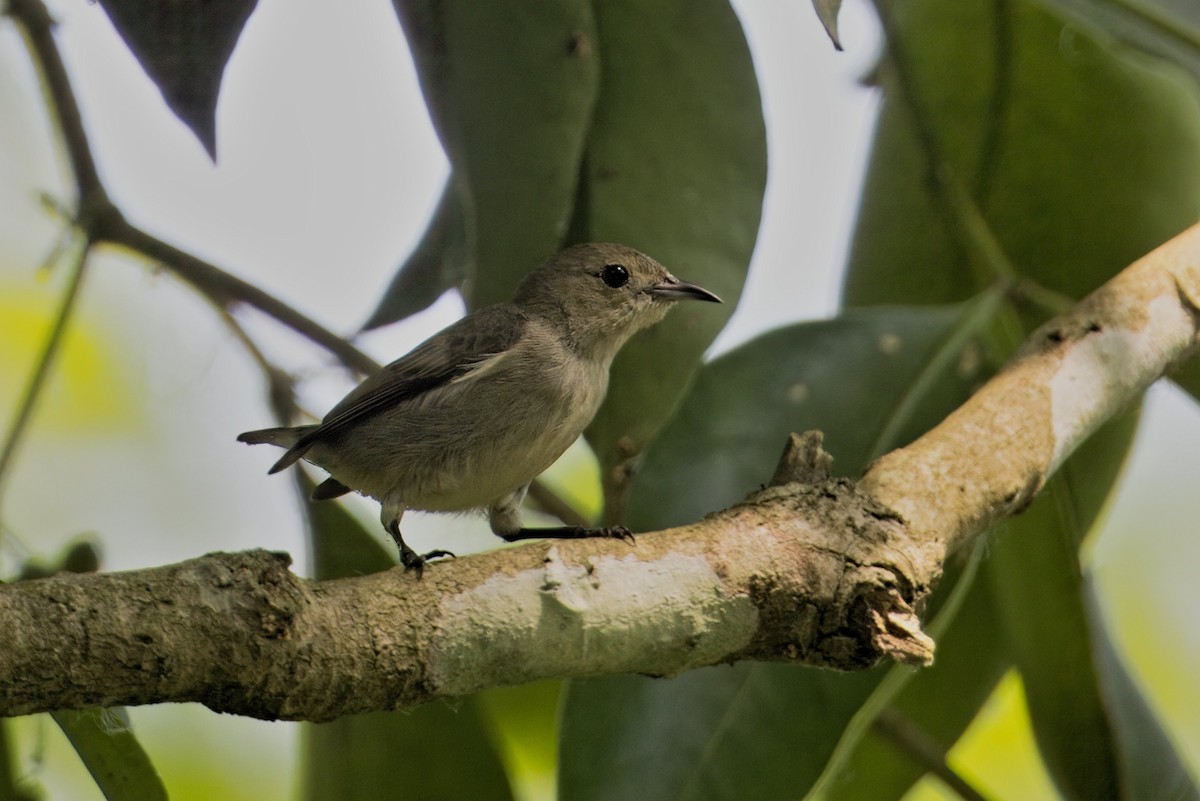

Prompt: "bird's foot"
[595,526,635,545]
[397,544,456,578]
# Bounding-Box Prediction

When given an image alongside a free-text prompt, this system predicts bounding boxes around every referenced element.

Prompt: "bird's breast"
[322,336,611,513]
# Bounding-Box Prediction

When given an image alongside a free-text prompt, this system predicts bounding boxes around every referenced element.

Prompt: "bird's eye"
[601,263,630,288]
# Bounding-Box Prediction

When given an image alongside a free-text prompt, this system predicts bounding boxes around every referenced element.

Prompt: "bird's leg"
[489,486,635,545]
[382,509,454,577]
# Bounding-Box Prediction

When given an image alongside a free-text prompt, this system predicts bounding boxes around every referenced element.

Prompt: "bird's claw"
[602,526,635,545]
[398,546,456,578]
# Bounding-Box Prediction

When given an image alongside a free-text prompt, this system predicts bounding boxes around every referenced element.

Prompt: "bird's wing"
[305,305,526,445]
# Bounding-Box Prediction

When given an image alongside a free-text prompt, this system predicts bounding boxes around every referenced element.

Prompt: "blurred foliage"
[50,709,166,801]
[3,0,1200,799]
[0,280,136,433]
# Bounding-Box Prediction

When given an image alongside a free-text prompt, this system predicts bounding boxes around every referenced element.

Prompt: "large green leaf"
[1029,0,1200,85]
[298,476,515,801]
[1085,578,1200,801]
[0,721,16,800]
[0,719,37,801]
[391,0,599,310]
[811,0,846,49]
[989,406,1199,801]
[560,303,988,800]
[1168,355,1200,402]
[628,302,989,530]
[475,680,562,800]
[51,708,167,801]
[300,473,395,580]
[303,703,513,801]
[362,177,471,330]
[817,570,1010,801]
[95,0,259,158]
[830,8,1200,790]
[842,0,1200,309]
[577,0,766,517]
[560,664,881,801]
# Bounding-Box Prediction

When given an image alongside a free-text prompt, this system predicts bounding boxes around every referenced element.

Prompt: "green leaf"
[1084,579,1200,801]
[51,708,167,801]
[0,720,39,801]
[628,302,988,530]
[843,0,1200,308]
[576,0,766,518]
[1168,355,1200,402]
[298,476,514,801]
[818,568,1010,801]
[303,703,514,801]
[811,0,845,49]
[362,178,470,330]
[835,6,1198,789]
[818,408,1149,801]
[561,303,989,800]
[94,0,259,159]
[0,721,16,800]
[560,665,882,801]
[987,407,1162,801]
[391,0,599,309]
[475,680,562,798]
[299,473,395,580]
[1028,0,1200,85]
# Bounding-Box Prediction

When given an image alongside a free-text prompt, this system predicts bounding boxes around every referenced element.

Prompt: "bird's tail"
[237,425,318,474]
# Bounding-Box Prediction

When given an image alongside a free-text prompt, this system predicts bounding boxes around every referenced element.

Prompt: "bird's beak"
[647,276,723,303]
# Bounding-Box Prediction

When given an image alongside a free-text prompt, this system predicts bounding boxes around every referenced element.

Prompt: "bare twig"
[7,0,378,377]
[100,218,380,376]
[872,708,994,801]
[7,0,594,530]
[7,0,104,205]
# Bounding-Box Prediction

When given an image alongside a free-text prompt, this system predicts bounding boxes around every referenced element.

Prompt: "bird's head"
[513,243,722,360]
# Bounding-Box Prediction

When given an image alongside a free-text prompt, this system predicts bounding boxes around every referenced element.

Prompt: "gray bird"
[238,242,721,572]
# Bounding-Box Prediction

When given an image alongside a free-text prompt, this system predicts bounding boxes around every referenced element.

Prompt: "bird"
[238,242,722,573]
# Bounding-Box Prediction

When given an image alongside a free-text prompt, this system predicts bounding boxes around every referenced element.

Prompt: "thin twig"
[0,243,90,517]
[100,218,380,376]
[873,708,995,801]
[7,0,592,532]
[214,306,303,425]
[7,0,378,377]
[7,0,104,205]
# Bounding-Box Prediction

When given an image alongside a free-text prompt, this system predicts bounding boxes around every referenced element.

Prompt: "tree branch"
[1,471,928,721]
[6,221,1200,722]
[860,221,1200,554]
[7,0,379,376]
[6,0,1200,722]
